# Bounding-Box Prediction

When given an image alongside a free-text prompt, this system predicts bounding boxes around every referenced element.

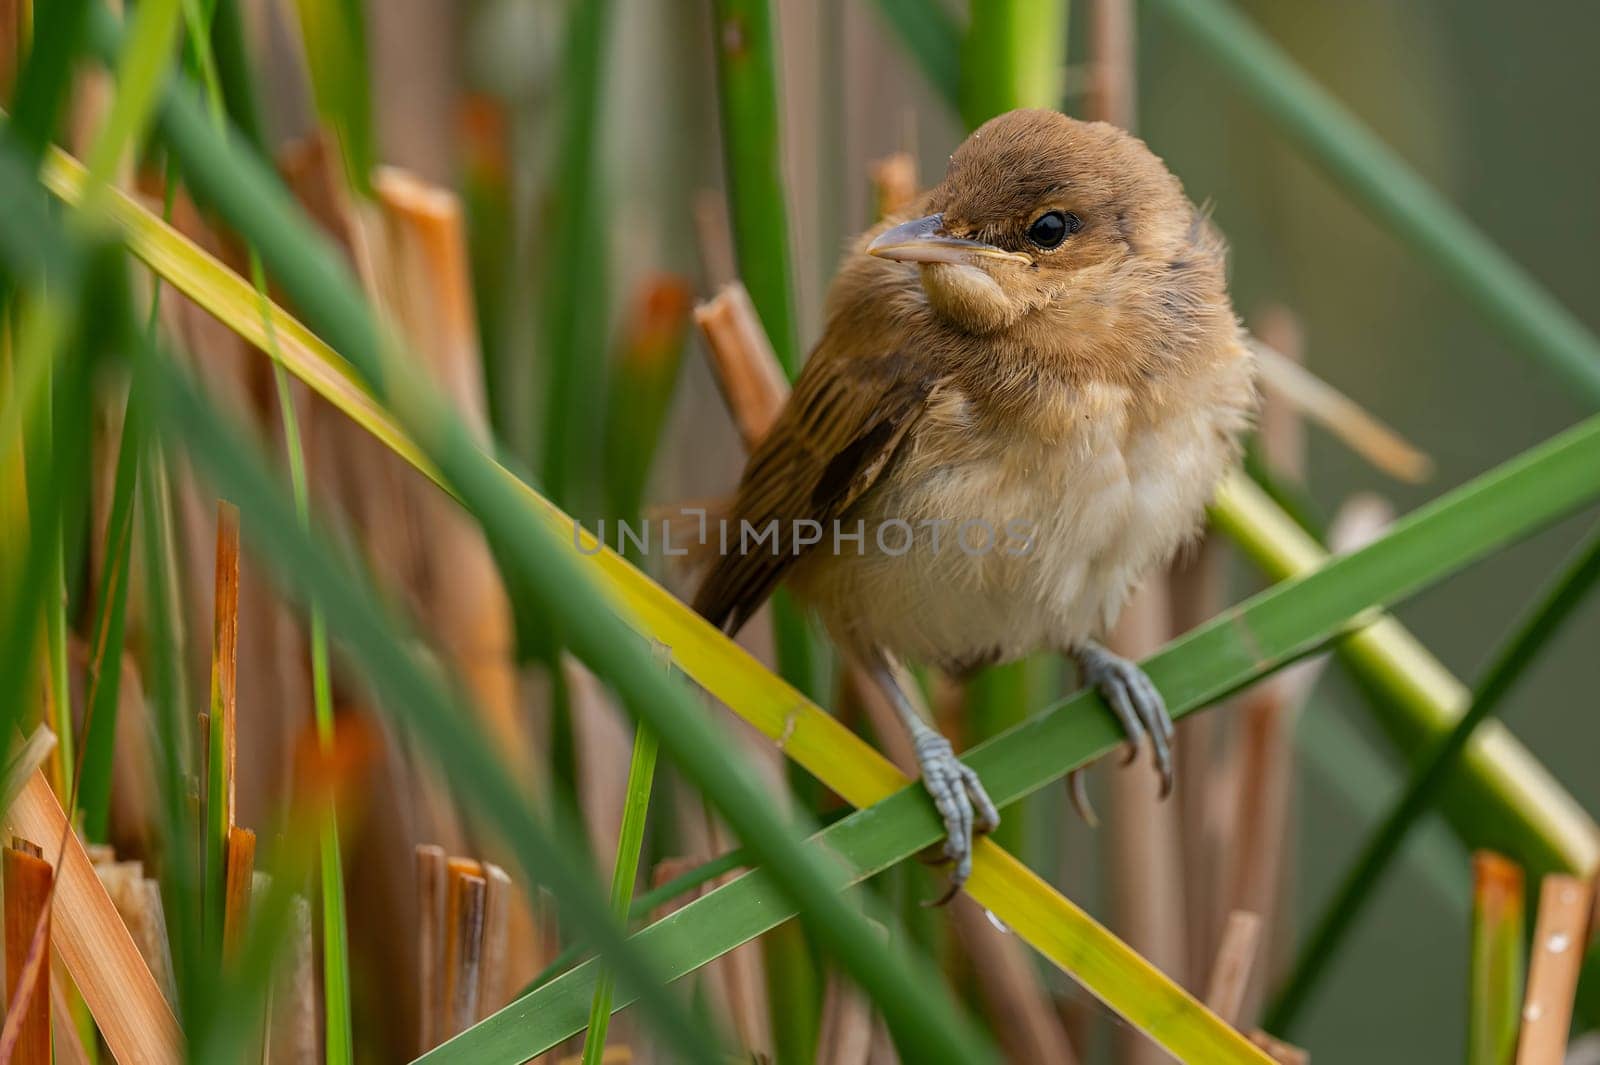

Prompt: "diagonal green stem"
[1264,522,1600,1036]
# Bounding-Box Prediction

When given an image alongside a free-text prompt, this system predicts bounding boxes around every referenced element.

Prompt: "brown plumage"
[695,109,1255,899]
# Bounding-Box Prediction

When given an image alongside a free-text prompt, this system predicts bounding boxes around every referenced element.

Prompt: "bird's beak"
[866,214,1031,266]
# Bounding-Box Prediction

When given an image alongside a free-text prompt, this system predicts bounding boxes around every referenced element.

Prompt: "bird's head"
[868,109,1195,336]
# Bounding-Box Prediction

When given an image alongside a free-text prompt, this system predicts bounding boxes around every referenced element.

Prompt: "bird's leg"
[863,657,998,905]
[1065,639,1174,826]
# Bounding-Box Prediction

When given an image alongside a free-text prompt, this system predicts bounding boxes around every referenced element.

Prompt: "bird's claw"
[1072,644,1174,823]
[913,733,998,905]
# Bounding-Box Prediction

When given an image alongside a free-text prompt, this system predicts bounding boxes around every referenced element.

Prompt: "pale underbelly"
[789,431,1229,671]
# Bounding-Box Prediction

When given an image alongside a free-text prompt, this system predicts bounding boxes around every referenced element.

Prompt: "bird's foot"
[913,731,999,906]
[1067,642,1173,826]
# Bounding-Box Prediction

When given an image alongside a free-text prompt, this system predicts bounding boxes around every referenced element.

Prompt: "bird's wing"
[693,348,933,635]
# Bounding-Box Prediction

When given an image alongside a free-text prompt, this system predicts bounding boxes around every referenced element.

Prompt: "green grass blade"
[541,0,616,507]
[708,0,800,375]
[76,387,140,838]
[961,0,1067,126]
[1143,0,1600,405]
[288,0,372,195]
[580,722,661,1065]
[1264,523,1600,1036]
[205,0,263,154]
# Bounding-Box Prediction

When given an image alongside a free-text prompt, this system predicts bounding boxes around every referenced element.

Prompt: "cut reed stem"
[3,839,52,1064]
[1516,873,1594,1064]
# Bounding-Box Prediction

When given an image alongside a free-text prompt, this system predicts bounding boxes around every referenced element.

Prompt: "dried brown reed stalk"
[1086,0,1137,130]
[951,897,1079,1064]
[664,807,772,1056]
[869,152,918,220]
[370,168,526,780]
[1251,340,1431,485]
[477,861,514,1021]
[1516,873,1595,1064]
[416,843,447,1053]
[1106,586,1187,1065]
[1167,535,1232,984]
[3,770,181,1063]
[223,825,257,959]
[1202,911,1262,1027]
[4,839,52,1064]
[694,283,789,450]
[211,500,241,834]
[92,857,177,1005]
[816,963,878,1065]
[443,858,488,1038]
[1246,1029,1308,1065]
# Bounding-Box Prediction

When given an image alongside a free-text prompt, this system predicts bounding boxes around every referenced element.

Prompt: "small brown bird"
[695,109,1255,899]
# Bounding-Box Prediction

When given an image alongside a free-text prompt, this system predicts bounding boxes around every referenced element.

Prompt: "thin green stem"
[708,0,800,375]
[580,722,661,1064]
[1265,523,1600,1036]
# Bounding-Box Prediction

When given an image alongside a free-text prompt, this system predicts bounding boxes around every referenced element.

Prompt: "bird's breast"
[791,368,1250,669]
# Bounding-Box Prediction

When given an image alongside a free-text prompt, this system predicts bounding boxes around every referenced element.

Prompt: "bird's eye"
[1026,210,1081,249]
